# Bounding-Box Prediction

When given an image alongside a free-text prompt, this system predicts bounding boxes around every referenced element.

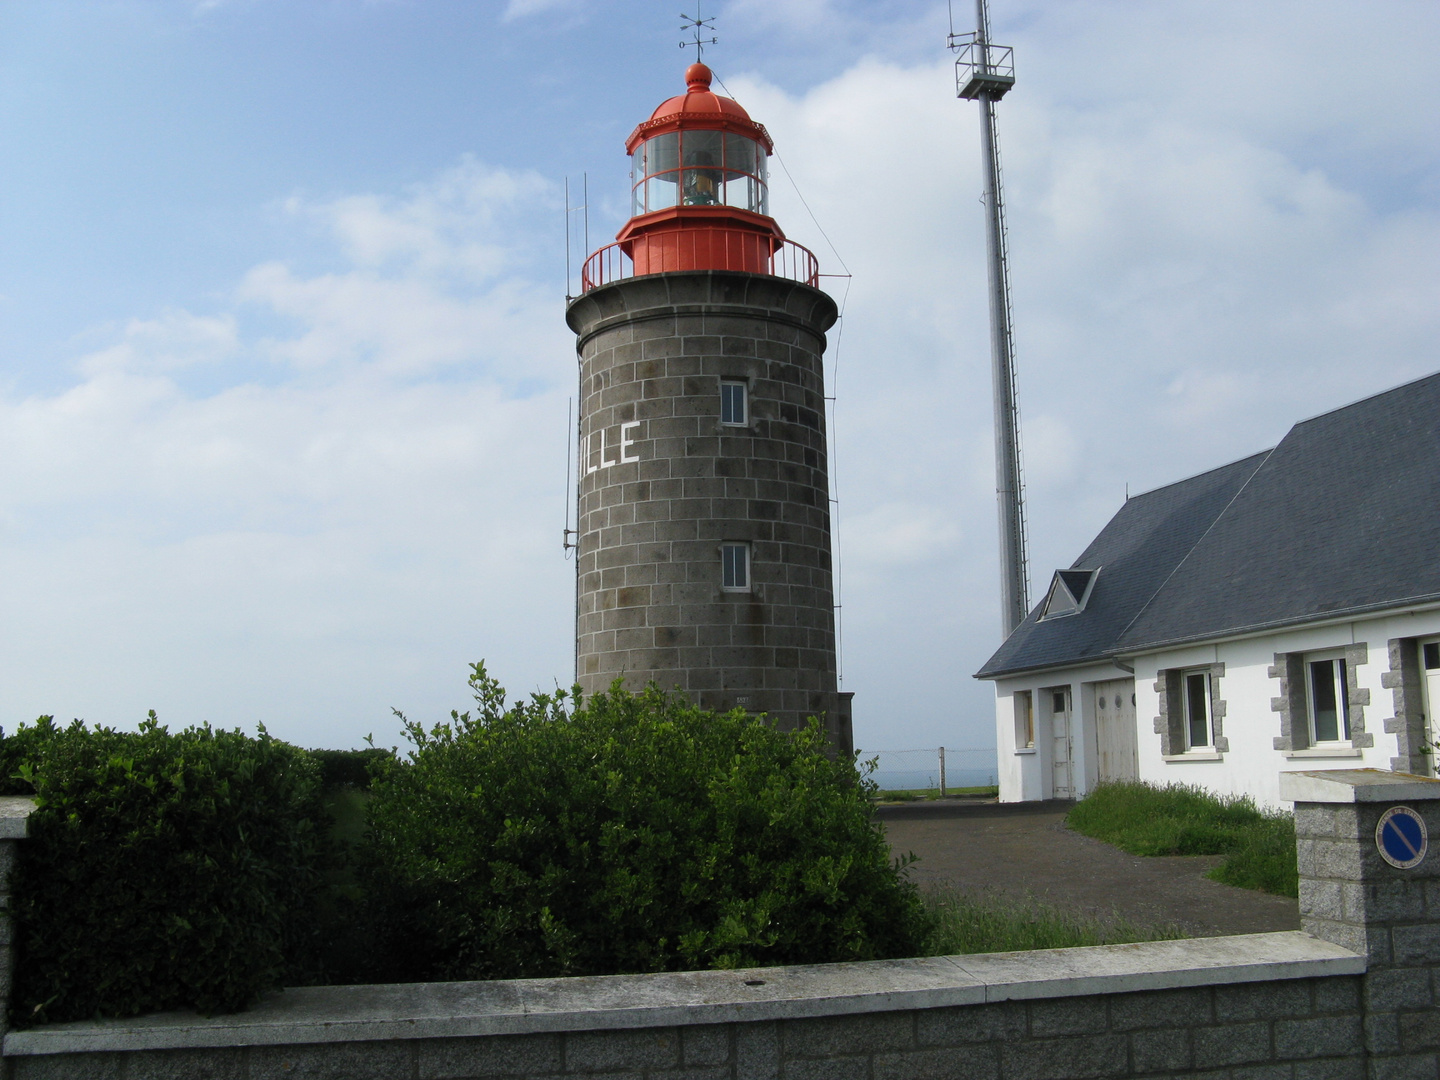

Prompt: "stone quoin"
[566,63,851,751]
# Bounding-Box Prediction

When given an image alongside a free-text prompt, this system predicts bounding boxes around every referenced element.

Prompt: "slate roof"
[976,371,1440,679]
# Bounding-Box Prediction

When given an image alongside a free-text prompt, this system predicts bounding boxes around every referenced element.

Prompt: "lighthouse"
[566,62,850,752]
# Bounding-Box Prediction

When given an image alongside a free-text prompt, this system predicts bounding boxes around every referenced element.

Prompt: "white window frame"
[1305,650,1352,745]
[1420,639,1440,768]
[720,542,750,592]
[1422,639,1440,673]
[1181,668,1213,750]
[1048,687,1070,719]
[1013,689,1035,750]
[720,380,748,427]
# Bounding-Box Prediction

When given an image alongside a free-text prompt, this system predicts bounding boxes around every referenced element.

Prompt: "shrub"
[308,747,393,791]
[355,665,931,982]
[8,715,326,1024]
[1066,780,1299,897]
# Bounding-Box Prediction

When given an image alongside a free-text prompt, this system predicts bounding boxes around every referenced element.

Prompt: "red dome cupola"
[582,63,817,289]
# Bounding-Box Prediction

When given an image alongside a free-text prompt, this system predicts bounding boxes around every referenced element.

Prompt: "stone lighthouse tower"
[566,62,850,752]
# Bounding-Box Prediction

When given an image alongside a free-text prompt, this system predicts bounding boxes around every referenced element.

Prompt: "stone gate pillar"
[1282,768,1440,1079]
[0,798,35,1040]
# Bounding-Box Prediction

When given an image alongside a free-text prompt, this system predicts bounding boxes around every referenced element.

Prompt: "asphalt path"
[877,799,1300,938]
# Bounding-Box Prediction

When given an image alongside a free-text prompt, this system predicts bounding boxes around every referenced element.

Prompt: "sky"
[0,1,1437,763]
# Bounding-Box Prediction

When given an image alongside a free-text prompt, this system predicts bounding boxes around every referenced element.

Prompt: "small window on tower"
[720,381,748,426]
[721,543,750,592]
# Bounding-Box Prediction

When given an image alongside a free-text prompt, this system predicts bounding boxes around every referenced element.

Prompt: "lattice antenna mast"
[949,0,1030,637]
[679,4,717,59]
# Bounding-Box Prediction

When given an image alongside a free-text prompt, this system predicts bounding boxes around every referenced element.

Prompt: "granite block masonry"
[0,933,1368,1080]
[1282,767,1440,1080]
[0,797,33,1045]
[566,270,851,751]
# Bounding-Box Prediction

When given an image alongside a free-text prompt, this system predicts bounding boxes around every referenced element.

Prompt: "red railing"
[581,232,820,292]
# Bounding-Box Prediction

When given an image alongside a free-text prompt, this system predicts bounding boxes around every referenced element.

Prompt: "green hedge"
[355,665,930,982]
[1,666,930,1022]
[8,715,326,1024]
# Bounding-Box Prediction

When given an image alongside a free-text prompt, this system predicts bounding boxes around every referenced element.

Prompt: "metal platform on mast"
[948,34,1015,100]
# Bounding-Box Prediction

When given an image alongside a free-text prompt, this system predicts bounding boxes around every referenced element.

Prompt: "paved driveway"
[878,799,1300,938]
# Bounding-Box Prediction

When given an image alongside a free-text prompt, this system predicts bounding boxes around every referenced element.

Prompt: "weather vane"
[679,4,717,59]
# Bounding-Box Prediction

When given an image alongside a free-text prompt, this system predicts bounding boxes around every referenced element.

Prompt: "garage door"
[1094,678,1138,783]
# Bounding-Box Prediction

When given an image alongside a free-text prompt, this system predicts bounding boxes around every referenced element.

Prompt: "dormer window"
[1039,568,1099,620]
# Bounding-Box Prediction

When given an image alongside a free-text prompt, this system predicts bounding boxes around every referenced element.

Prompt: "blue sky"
[1,1,1437,761]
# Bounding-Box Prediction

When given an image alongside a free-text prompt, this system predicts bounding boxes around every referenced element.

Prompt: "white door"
[1094,678,1138,783]
[1421,641,1440,776]
[1049,687,1074,799]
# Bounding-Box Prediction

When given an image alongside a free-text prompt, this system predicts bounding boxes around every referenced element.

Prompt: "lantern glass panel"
[681,131,722,206]
[682,129,722,167]
[642,133,679,176]
[646,175,679,211]
[723,133,757,176]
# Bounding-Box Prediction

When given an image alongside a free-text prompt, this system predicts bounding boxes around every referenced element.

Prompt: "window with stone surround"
[1154,663,1228,758]
[1271,644,1373,755]
[1382,638,1428,773]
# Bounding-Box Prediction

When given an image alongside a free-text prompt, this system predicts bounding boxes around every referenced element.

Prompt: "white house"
[976,372,1440,809]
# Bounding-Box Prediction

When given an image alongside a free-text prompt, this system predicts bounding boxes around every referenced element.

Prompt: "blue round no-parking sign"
[1376,806,1428,870]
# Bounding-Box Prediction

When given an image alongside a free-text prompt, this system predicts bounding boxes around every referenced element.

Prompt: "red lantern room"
[581,63,817,290]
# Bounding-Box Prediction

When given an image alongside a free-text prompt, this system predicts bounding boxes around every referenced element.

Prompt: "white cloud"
[0,159,576,745]
[501,0,575,22]
[77,311,239,377]
[722,0,834,34]
[710,6,1440,747]
[4,1,1438,756]
[843,503,961,568]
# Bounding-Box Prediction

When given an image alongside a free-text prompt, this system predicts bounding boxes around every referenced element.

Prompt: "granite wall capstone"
[0,934,1368,1080]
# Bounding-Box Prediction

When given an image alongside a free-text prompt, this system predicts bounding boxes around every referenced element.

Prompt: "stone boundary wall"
[9,769,1440,1080]
[2,933,1364,1080]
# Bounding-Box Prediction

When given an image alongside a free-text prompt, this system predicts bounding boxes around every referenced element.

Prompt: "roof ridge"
[1285,369,1440,433]
[1124,448,1271,503]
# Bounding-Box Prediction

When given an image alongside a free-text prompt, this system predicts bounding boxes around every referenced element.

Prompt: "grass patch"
[874,786,998,802]
[1066,781,1298,898]
[920,886,1180,954]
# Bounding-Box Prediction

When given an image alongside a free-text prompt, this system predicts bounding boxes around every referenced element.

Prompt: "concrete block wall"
[565,271,845,742]
[4,975,1367,1080]
[1,933,1367,1080]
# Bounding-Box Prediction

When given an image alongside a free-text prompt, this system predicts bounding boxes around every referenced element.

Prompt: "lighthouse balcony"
[581,230,819,293]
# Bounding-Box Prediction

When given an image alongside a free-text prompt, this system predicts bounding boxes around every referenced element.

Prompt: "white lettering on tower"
[585,425,642,475]
[620,422,641,463]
